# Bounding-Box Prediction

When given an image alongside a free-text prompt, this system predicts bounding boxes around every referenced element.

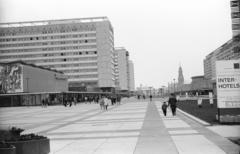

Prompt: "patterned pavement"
[0,98,239,154]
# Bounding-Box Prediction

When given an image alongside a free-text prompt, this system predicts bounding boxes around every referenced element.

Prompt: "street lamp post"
[26,78,29,107]
[173,79,175,93]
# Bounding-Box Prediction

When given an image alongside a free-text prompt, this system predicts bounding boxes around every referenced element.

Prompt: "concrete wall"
[22,65,68,93]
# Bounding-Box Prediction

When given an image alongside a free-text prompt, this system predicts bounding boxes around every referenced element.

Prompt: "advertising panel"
[0,64,23,93]
[216,60,240,108]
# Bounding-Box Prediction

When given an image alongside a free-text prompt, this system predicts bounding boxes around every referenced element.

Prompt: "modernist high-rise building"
[203,1,240,81]
[204,39,240,81]
[230,0,240,37]
[0,17,115,92]
[114,47,130,92]
[129,60,135,92]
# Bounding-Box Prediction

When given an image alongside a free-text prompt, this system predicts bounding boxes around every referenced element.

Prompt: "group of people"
[99,96,122,110]
[84,96,99,104]
[63,97,77,107]
[61,95,121,109]
[161,93,177,116]
[41,98,49,108]
[137,94,152,101]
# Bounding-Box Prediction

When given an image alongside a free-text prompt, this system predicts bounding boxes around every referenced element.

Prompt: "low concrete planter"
[7,139,50,154]
[217,115,237,123]
[0,146,16,154]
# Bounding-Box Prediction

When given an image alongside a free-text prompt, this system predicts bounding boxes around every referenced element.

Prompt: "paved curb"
[177,108,211,126]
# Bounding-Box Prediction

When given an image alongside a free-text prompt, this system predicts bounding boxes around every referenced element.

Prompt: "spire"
[178,64,184,85]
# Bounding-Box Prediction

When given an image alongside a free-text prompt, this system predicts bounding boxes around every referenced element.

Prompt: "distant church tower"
[178,63,184,86]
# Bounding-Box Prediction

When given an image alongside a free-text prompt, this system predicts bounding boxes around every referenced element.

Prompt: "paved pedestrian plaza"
[0,98,239,154]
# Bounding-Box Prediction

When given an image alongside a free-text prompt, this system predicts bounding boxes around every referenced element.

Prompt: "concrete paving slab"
[168,130,199,135]
[207,125,240,138]
[0,98,239,154]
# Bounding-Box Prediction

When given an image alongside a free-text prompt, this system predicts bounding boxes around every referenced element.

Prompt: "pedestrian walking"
[150,95,152,101]
[117,96,121,105]
[73,97,77,106]
[41,99,45,108]
[69,97,72,107]
[84,96,88,104]
[104,97,109,110]
[162,102,168,116]
[100,96,105,110]
[168,93,177,116]
[45,98,48,108]
[95,96,99,104]
[113,96,116,105]
[63,98,67,107]
[143,95,145,100]
[137,95,140,100]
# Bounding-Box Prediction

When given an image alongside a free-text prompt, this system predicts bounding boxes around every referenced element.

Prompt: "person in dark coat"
[63,98,67,107]
[41,99,45,108]
[69,97,72,107]
[137,95,140,100]
[168,93,177,116]
[162,102,168,116]
[117,96,121,105]
[150,95,152,101]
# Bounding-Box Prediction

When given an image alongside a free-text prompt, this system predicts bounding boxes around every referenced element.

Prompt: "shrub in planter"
[0,142,16,154]
[5,134,50,154]
[0,127,24,141]
[10,127,24,137]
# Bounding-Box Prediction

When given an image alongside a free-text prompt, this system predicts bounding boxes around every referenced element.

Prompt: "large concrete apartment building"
[129,60,135,92]
[114,47,130,93]
[0,17,116,92]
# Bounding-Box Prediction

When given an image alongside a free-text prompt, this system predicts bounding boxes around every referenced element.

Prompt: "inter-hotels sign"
[216,60,240,108]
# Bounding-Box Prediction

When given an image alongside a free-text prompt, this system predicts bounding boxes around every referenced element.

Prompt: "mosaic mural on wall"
[0,64,23,93]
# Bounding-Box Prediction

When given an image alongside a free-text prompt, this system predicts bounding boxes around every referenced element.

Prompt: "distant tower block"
[230,0,240,37]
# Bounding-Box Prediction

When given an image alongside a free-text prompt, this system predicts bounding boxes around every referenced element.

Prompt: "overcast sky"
[0,0,232,89]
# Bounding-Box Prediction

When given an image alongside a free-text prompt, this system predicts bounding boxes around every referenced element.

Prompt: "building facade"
[0,60,68,106]
[203,52,214,79]
[129,60,135,92]
[203,39,240,95]
[230,0,240,37]
[0,17,115,92]
[114,47,130,92]
[0,60,68,94]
